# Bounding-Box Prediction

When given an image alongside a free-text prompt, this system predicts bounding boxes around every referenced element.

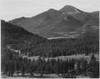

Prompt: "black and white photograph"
[1,0,99,78]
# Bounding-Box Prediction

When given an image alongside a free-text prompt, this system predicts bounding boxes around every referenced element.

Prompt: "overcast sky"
[0,0,100,21]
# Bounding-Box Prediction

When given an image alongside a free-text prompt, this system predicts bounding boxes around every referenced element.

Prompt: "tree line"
[2,49,99,78]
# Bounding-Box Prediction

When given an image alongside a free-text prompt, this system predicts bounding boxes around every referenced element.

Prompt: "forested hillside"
[1,20,99,57]
[1,20,47,50]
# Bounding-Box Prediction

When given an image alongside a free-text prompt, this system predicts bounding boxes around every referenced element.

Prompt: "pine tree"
[87,54,99,78]
[15,58,20,75]
[37,56,44,77]
[27,60,36,76]
[8,61,15,76]
[56,58,60,75]
[3,61,9,75]
[20,60,26,76]
[75,60,81,75]
[46,58,51,73]
[80,58,88,73]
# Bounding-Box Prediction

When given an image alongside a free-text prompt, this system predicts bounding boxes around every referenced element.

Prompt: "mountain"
[9,5,99,39]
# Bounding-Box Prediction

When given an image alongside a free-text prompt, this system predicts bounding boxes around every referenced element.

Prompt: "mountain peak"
[60,5,80,14]
[48,8,58,12]
[63,5,75,8]
[46,8,61,18]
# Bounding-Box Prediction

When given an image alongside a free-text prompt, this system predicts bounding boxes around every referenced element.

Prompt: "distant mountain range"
[9,5,99,39]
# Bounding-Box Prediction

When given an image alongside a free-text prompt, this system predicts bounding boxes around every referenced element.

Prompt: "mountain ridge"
[9,5,99,39]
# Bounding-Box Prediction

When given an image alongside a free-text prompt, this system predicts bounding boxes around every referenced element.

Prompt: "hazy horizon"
[0,0,100,21]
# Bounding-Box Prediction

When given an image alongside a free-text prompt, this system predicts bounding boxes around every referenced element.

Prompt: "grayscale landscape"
[1,0,99,78]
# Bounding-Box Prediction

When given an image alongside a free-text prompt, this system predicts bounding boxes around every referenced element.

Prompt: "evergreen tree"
[87,54,99,78]
[56,58,60,75]
[20,60,26,76]
[27,59,36,76]
[8,61,15,76]
[15,58,20,75]
[46,58,51,73]
[80,58,88,73]
[3,61,9,75]
[37,56,44,77]
[75,60,81,75]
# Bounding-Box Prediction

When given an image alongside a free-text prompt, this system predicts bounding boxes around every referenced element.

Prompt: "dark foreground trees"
[87,54,99,78]
[2,50,99,78]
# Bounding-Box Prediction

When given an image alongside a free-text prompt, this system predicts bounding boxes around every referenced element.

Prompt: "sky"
[0,0,100,21]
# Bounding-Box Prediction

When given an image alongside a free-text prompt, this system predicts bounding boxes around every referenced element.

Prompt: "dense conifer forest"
[1,20,99,78]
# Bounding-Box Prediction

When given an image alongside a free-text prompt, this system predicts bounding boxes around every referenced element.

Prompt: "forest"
[1,49,99,78]
[1,20,99,78]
